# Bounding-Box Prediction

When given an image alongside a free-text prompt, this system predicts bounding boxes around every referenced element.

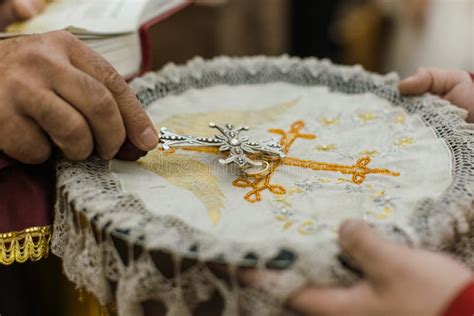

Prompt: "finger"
[399,67,470,96]
[338,220,403,279]
[287,282,376,316]
[12,0,45,19]
[68,41,158,151]
[444,81,474,123]
[17,89,94,160]
[0,1,17,30]
[114,138,147,161]
[52,67,126,159]
[1,116,51,164]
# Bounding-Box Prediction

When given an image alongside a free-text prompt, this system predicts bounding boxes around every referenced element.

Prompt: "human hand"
[0,31,158,164]
[399,68,474,122]
[0,0,45,30]
[243,220,472,316]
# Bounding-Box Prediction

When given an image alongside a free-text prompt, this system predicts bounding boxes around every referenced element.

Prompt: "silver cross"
[158,123,285,169]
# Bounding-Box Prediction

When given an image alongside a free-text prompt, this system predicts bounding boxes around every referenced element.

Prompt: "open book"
[2,0,190,79]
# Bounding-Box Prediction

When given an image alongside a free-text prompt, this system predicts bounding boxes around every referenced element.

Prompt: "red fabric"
[469,72,474,81]
[443,281,474,316]
[0,141,145,234]
[0,153,54,233]
[124,0,191,81]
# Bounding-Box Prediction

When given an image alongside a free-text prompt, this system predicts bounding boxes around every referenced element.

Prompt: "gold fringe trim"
[0,226,52,265]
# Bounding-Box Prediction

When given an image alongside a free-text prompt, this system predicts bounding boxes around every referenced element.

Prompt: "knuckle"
[21,44,55,65]
[103,70,127,94]
[5,75,30,92]
[90,91,117,117]
[27,144,52,164]
[61,116,89,142]
[55,116,93,161]
[50,30,77,44]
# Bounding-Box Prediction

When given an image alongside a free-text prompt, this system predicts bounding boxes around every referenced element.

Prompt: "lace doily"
[52,56,474,316]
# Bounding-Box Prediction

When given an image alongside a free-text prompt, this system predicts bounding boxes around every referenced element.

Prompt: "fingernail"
[14,0,40,18]
[140,127,159,149]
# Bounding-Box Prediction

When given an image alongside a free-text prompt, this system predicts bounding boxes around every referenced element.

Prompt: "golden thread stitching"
[394,137,414,147]
[315,144,337,152]
[283,156,400,185]
[320,117,339,126]
[171,120,400,203]
[0,226,51,265]
[233,121,316,202]
[358,112,377,123]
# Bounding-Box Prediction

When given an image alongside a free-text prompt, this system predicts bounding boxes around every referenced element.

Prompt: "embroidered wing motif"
[137,151,224,225]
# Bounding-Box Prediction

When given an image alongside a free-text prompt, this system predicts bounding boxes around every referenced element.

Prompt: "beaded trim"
[0,226,52,265]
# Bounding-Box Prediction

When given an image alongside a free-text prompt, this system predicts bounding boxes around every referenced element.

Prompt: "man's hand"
[0,0,45,30]
[399,68,474,122]
[283,220,472,316]
[0,31,158,164]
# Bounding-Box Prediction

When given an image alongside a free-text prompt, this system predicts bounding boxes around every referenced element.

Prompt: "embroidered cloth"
[52,56,474,316]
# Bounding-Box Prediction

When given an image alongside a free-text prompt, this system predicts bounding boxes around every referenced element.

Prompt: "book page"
[6,0,185,35]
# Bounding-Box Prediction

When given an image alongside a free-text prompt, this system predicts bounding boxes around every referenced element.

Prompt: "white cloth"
[112,82,451,254]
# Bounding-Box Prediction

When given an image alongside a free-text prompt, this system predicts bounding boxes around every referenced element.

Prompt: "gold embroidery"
[288,187,304,195]
[298,219,317,236]
[233,121,316,202]
[317,178,332,183]
[359,149,379,158]
[274,195,292,207]
[320,117,339,127]
[358,112,377,123]
[284,156,399,185]
[138,151,224,225]
[336,177,352,184]
[393,114,406,124]
[368,207,392,220]
[394,137,414,147]
[156,120,400,204]
[315,144,337,152]
[276,215,293,230]
[0,226,51,265]
[372,190,386,198]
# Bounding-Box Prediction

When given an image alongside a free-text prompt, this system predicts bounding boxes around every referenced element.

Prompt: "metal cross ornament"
[158,123,285,170]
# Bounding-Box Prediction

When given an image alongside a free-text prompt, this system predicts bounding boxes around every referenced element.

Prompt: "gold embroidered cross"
[169,120,400,203]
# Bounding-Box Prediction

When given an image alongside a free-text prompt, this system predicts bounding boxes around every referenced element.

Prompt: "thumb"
[12,0,45,19]
[399,68,433,95]
[399,67,470,96]
[338,219,404,280]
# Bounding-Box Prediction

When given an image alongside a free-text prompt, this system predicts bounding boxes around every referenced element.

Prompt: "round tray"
[52,56,474,315]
